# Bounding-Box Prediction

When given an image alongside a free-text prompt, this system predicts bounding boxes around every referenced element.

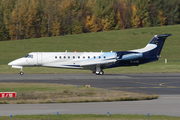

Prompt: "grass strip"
[0,83,157,104]
[0,114,180,120]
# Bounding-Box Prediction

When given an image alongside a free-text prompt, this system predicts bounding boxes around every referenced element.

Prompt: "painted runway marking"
[109,86,180,90]
[159,81,180,86]
[110,80,180,90]
[125,81,158,86]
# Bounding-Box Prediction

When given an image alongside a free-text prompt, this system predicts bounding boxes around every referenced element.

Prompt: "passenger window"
[55,56,57,59]
[68,56,70,59]
[88,56,90,59]
[94,56,96,59]
[78,56,80,59]
[73,56,75,59]
[59,56,61,59]
[83,56,85,59]
[64,56,66,59]
[99,56,101,59]
[104,56,106,59]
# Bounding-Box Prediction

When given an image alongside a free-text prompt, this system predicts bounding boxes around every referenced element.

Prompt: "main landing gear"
[93,66,104,75]
[92,71,104,75]
[95,71,104,75]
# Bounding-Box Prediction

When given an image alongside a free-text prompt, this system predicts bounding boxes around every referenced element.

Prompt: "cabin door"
[37,52,42,65]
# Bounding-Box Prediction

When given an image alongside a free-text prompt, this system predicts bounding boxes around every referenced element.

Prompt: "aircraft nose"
[8,61,13,66]
[8,58,25,66]
[8,60,17,66]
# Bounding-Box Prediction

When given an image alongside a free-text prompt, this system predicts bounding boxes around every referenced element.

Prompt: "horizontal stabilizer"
[155,34,172,39]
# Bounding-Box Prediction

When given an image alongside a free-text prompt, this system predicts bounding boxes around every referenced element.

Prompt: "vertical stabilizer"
[128,34,172,63]
[143,34,172,57]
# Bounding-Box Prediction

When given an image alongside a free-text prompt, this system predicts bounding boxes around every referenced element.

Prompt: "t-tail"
[141,34,172,62]
[144,34,171,57]
[115,34,172,67]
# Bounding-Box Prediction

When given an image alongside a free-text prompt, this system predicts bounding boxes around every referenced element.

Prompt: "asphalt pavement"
[0,73,180,117]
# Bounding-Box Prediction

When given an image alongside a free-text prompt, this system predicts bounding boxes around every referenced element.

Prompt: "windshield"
[24,54,29,58]
[24,54,33,58]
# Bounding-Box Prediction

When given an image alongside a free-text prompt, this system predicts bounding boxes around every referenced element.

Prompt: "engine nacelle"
[121,53,143,61]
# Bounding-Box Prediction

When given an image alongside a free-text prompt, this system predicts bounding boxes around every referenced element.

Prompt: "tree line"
[0,0,180,41]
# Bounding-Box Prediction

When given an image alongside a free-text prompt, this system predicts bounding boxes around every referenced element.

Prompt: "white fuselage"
[8,52,117,70]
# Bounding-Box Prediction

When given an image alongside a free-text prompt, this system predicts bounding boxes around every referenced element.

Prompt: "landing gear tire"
[95,71,104,75]
[95,72,99,75]
[20,71,24,75]
[99,71,104,75]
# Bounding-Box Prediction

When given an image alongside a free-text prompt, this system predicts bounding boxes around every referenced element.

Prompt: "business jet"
[8,34,171,75]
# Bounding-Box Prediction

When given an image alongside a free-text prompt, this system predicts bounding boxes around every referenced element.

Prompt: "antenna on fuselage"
[101,50,103,52]
[65,50,68,52]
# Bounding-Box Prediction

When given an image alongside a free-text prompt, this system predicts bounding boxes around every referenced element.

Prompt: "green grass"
[0,83,158,104]
[0,25,180,74]
[0,114,180,120]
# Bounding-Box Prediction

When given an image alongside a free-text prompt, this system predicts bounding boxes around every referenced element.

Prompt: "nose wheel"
[20,71,24,75]
[20,67,24,75]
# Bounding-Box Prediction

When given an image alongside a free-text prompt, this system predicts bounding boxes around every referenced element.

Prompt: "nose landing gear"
[20,71,24,75]
[20,67,24,75]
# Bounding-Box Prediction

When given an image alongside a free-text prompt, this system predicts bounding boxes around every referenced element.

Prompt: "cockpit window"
[29,55,33,58]
[24,54,29,58]
[24,54,33,58]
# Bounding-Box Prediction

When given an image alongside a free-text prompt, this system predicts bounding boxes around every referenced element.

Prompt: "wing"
[80,58,117,70]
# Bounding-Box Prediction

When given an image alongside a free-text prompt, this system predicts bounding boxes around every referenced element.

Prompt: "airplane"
[8,34,172,75]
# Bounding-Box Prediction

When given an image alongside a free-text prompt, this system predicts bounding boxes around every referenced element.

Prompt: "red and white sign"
[0,92,16,98]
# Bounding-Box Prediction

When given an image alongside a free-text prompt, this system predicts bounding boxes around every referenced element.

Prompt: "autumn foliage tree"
[157,10,167,26]
[25,0,39,39]
[9,4,19,40]
[114,1,130,29]
[0,0,180,41]
[52,17,61,36]
[131,6,141,28]
[85,15,99,32]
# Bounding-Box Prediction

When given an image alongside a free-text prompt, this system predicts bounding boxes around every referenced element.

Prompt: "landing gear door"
[37,52,42,65]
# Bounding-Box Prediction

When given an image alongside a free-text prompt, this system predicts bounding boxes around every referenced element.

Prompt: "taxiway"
[0,73,180,116]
